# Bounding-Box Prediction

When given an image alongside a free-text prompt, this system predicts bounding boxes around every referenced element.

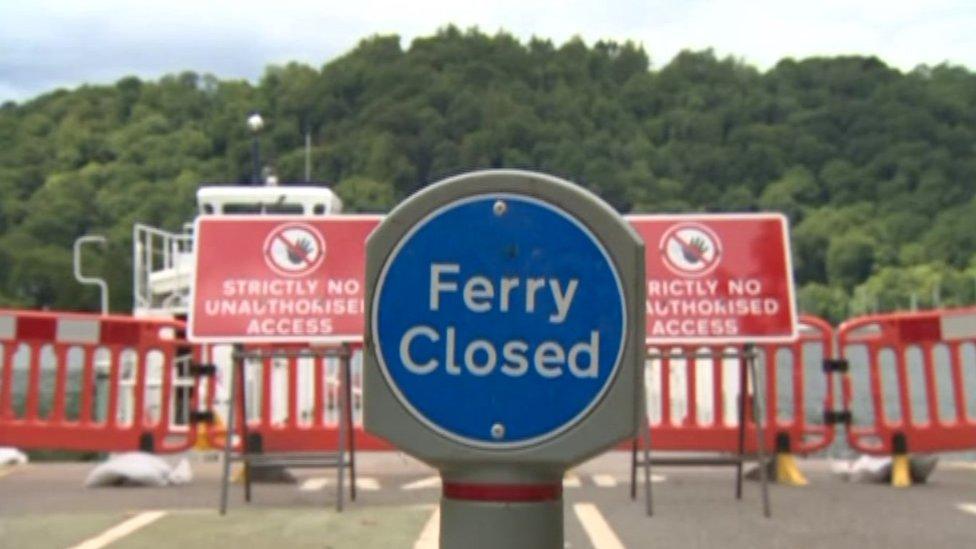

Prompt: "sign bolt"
[493,200,507,216]
[491,422,506,440]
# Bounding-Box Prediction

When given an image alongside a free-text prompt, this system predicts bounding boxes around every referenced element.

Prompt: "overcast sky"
[2,0,975,103]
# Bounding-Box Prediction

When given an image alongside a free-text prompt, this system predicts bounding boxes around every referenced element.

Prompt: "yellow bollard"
[231,464,246,483]
[890,434,911,488]
[773,433,809,486]
[775,452,809,487]
[192,411,225,451]
[891,454,912,488]
[193,424,214,451]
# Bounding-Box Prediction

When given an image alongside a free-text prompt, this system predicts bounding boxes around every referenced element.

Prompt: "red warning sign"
[627,214,798,344]
[188,215,381,343]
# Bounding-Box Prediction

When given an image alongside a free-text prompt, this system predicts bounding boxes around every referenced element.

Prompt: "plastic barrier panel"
[0,310,201,453]
[642,315,836,454]
[839,308,976,455]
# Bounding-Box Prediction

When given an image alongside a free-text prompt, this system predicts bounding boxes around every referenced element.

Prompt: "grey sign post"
[364,170,645,548]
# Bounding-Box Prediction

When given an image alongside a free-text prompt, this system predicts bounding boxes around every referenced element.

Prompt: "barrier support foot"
[194,424,214,451]
[774,453,808,486]
[891,454,912,488]
[195,415,224,452]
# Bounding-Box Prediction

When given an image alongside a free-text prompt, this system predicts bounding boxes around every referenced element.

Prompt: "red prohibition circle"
[262,222,327,277]
[658,222,722,278]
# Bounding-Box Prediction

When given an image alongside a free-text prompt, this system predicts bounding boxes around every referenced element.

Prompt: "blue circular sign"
[373,193,626,448]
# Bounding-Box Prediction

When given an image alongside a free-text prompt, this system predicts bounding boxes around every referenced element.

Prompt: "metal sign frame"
[218,344,357,514]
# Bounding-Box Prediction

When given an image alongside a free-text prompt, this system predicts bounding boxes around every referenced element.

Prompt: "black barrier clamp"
[892,433,908,454]
[190,410,216,424]
[775,432,792,453]
[139,432,155,452]
[822,358,849,373]
[190,363,218,377]
[823,410,853,425]
[246,433,264,454]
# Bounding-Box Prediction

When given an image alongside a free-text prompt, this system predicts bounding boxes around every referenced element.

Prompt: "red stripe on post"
[443,482,562,502]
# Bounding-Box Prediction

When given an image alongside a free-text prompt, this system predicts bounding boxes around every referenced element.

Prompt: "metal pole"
[641,394,653,517]
[239,353,251,503]
[336,351,347,512]
[735,348,747,500]
[132,226,141,313]
[344,344,357,501]
[626,359,654,516]
[73,236,109,314]
[440,470,563,549]
[247,113,264,185]
[629,438,638,500]
[748,346,772,518]
[304,130,312,182]
[219,344,241,515]
[251,136,261,185]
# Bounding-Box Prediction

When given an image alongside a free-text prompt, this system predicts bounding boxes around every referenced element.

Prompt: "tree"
[757,166,819,223]
[334,176,396,212]
[826,231,876,291]
[1,31,976,314]
[920,198,976,268]
[797,282,849,323]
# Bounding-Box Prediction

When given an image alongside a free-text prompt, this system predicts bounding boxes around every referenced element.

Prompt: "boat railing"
[133,223,194,317]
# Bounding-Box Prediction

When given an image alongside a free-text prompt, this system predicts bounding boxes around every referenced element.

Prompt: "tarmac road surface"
[1,452,975,548]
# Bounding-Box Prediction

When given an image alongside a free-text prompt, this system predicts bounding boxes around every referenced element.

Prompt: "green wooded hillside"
[1,27,975,322]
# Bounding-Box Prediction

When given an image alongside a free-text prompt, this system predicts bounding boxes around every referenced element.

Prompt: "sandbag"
[849,455,891,483]
[169,458,193,485]
[831,455,938,483]
[0,447,28,466]
[84,452,193,487]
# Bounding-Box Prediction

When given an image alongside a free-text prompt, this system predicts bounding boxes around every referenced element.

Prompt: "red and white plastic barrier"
[640,315,837,454]
[839,307,976,455]
[201,342,392,452]
[0,310,201,453]
[6,306,976,460]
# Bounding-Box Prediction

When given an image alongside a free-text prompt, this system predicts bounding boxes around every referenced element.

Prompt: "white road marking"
[563,474,581,488]
[68,510,167,549]
[591,474,618,487]
[413,506,440,549]
[0,464,27,479]
[958,503,976,516]
[357,477,381,491]
[299,478,329,491]
[299,477,380,491]
[641,473,667,483]
[573,503,624,549]
[403,475,442,490]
